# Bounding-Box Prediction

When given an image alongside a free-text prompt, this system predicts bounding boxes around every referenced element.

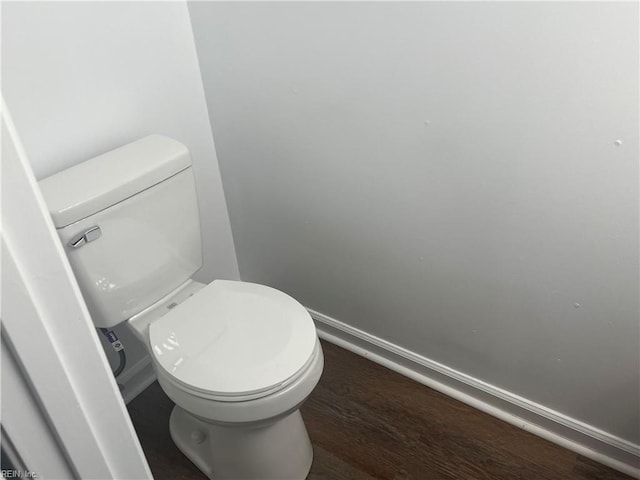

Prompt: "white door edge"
[1,98,153,480]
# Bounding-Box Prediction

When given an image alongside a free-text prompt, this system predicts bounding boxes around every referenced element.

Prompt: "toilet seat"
[149,280,317,401]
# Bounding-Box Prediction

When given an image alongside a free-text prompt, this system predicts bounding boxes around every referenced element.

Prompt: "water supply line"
[99,328,127,378]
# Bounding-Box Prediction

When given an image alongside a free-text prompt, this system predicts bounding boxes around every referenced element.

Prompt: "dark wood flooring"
[127,340,633,480]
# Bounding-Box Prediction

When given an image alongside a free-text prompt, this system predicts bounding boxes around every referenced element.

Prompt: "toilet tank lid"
[38,135,192,228]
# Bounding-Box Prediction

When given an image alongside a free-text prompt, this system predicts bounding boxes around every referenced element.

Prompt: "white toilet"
[38,135,324,480]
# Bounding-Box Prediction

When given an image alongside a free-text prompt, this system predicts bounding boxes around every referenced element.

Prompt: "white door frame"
[1,99,153,480]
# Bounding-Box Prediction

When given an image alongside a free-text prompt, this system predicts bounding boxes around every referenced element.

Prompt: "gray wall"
[2,1,239,378]
[189,1,639,444]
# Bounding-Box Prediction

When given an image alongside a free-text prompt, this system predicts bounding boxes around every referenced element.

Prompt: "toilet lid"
[148,280,317,398]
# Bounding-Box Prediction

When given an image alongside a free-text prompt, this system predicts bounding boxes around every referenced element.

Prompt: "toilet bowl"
[37,135,324,479]
[128,279,323,479]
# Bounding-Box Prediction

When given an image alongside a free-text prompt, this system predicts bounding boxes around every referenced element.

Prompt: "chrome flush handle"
[68,225,102,249]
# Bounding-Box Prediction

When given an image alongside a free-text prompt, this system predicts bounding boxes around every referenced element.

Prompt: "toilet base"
[169,405,314,480]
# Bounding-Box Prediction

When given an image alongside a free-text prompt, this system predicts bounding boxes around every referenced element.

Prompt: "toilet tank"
[38,135,203,328]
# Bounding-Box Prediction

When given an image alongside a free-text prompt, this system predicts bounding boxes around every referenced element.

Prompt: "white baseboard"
[117,356,156,405]
[308,308,640,479]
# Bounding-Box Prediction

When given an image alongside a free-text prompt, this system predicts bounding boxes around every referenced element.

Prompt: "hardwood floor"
[127,340,633,480]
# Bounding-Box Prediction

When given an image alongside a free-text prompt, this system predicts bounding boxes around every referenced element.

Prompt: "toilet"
[38,135,324,480]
